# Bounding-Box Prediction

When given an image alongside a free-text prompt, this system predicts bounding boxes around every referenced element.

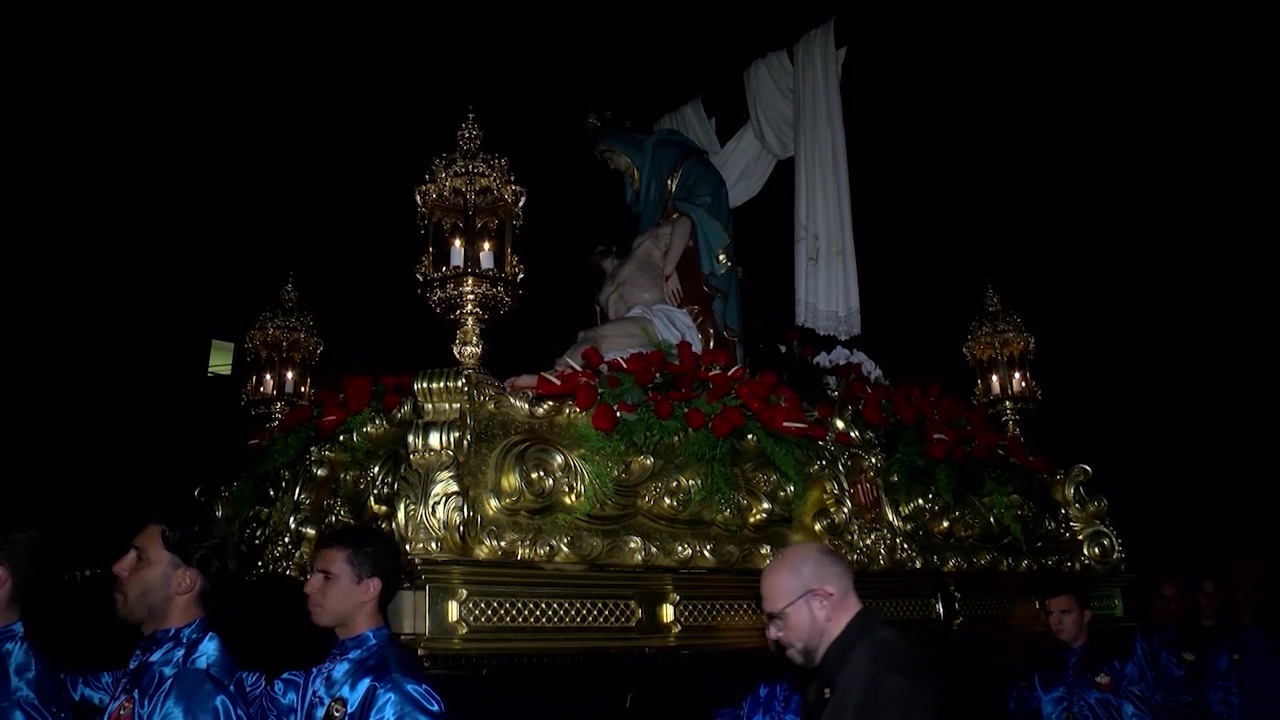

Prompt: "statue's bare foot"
[504,374,541,393]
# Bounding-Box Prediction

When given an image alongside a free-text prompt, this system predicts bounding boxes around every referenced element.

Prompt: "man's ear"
[1083,609,1093,625]
[173,566,200,598]
[361,576,383,606]
[0,565,10,593]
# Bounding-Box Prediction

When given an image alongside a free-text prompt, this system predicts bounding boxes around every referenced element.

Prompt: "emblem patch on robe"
[108,696,135,719]
[323,697,348,720]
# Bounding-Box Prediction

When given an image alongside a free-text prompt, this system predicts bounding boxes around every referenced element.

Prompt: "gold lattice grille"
[959,595,1015,618]
[676,599,763,627]
[869,597,940,621]
[460,597,641,628]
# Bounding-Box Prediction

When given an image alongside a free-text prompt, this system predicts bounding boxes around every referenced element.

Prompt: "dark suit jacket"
[804,608,936,720]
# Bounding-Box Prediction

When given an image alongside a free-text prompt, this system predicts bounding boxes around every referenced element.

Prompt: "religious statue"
[505,127,744,390]
[505,215,702,391]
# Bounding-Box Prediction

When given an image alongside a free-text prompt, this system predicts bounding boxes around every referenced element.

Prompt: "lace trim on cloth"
[796,300,861,340]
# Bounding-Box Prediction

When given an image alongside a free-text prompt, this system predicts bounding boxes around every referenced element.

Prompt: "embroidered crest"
[108,696,135,719]
[323,697,348,720]
[1093,672,1114,692]
[1181,650,1196,663]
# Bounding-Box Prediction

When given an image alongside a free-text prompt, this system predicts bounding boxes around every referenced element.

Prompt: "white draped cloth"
[655,20,860,339]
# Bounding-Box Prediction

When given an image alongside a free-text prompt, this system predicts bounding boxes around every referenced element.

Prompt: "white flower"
[810,345,886,384]
[1182,651,1196,662]
[1094,673,1111,685]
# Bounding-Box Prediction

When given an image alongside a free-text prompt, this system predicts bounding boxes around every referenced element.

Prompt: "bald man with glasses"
[760,542,935,720]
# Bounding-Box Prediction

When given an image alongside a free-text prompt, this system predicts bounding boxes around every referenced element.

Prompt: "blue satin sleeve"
[229,671,267,719]
[1198,645,1240,719]
[261,670,306,720]
[0,639,74,719]
[143,668,246,720]
[1007,680,1042,719]
[363,680,447,719]
[61,671,124,709]
[1128,631,1190,717]
[714,679,803,720]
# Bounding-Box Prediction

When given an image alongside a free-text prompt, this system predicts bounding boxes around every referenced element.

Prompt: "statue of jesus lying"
[504,215,703,392]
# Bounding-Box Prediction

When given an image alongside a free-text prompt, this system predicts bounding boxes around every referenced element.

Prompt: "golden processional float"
[218,116,1127,662]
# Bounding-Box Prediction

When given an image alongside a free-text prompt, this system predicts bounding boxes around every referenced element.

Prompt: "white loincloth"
[604,303,703,360]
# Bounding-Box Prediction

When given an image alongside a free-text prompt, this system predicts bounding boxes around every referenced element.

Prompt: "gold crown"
[415,113,527,229]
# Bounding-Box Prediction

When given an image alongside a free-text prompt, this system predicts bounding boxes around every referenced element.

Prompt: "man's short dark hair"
[315,525,404,614]
[141,510,234,609]
[1043,580,1091,612]
[0,531,38,610]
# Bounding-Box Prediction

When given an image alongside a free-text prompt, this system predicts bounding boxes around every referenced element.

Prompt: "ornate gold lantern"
[414,114,526,372]
[242,277,324,423]
[962,286,1040,436]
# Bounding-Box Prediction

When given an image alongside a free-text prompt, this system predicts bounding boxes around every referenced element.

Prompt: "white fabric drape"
[654,19,860,339]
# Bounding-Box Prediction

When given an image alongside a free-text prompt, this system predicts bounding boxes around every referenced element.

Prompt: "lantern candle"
[284,370,295,394]
[480,241,495,270]
[449,238,464,268]
[989,373,1001,397]
[262,373,274,395]
[1011,371,1024,394]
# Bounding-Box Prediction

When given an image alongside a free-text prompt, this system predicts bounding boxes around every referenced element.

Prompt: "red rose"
[581,347,605,368]
[862,398,886,427]
[316,410,347,437]
[706,374,733,402]
[280,404,313,430]
[631,366,656,388]
[683,407,707,429]
[616,402,638,415]
[535,373,577,397]
[815,402,835,420]
[382,391,402,413]
[808,425,829,441]
[652,398,675,420]
[834,431,854,446]
[709,412,736,439]
[342,375,374,414]
[604,375,620,390]
[574,383,599,411]
[925,441,948,461]
[590,402,619,433]
[645,349,667,372]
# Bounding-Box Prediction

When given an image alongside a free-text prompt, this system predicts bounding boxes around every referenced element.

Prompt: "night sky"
[13,14,1269,572]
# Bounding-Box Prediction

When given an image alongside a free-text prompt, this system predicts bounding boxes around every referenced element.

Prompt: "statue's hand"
[663,273,683,306]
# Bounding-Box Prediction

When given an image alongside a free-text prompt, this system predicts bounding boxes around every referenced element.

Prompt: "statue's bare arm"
[657,215,692,305]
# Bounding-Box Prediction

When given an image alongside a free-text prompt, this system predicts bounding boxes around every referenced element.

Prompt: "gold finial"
[457,113,482,156]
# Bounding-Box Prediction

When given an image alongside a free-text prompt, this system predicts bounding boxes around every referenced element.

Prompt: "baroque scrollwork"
[231,368,1123,576]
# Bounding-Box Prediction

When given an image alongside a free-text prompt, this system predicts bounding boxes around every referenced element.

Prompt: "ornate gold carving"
[234,367,1123,581]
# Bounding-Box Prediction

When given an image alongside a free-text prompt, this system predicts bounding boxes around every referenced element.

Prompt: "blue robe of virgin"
[1,620,74,719]
[62,617,245,720]
[596,128,742,357]
[236,625,446,720]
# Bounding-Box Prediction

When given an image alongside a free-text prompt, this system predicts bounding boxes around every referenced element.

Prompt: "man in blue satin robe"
[239,524,446,719]
[1009,584,1166,719]
[62,516,246,719]
[1,531,74,719]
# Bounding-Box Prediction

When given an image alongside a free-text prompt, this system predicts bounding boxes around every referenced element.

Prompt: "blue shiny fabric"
[1143,625,1239,718]
[238,626,445,720]
[713,679,802,720]
[1008,638,1164,719]
[597,128,742,356]
[1,620,73,719]
[63,617,244,720]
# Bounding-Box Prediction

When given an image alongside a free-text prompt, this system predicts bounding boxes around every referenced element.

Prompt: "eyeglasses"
[762,589,819,628]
